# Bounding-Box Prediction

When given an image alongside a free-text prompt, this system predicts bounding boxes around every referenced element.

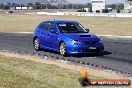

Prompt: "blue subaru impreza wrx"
[33,20,104,56]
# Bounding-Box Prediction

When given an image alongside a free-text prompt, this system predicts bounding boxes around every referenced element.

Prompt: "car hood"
[63,33,100,42]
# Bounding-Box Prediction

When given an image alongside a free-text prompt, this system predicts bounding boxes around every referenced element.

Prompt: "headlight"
[72,40,81,44]
[99,39,103,43]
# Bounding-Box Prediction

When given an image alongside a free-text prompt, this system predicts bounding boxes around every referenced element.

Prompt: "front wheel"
[59,42,67,56]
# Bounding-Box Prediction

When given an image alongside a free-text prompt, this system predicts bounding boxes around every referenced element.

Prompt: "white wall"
[16,7,21,10]
[22,7,28,10]
[84,8,89,12]
[92,0,106,12]
[28,7,33,10]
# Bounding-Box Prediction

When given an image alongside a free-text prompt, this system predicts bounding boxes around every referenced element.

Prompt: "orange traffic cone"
[81,68,89,78]
[79,68,91,86]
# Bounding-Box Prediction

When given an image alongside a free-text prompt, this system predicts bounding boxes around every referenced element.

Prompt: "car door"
[39,22,50,48]
[48,22,59,50]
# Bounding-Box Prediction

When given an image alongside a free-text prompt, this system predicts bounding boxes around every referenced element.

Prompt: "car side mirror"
[50,29,57,33]
[85,29,89,32]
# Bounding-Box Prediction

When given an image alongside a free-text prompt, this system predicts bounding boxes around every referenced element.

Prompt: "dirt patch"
[0,51,131,81]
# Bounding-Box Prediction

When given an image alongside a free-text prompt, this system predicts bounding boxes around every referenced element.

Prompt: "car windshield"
[57,22,89,33]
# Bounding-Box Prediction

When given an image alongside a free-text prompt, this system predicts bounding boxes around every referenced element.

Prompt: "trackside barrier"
[116,13,132,17]
[37,12,64,15]
[36,12,132,18]
[64,12,79,16]
[78,13,116,17]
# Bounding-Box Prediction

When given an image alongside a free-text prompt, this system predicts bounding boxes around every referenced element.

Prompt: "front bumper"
[66,43,104,54]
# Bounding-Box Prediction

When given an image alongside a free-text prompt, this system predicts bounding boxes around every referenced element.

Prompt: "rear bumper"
[66,43,104,54]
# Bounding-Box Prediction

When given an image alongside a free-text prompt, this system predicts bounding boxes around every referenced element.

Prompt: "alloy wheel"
[60,42,66,56]
[34,38,40,51]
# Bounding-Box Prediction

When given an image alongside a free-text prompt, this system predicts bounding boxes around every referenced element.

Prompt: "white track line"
[0,32,33,34]
[98,35,132,39]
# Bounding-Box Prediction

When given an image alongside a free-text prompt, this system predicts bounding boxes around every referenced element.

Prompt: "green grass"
[0,14,132,36]
[0,55,83,88]
[0,55,131,88]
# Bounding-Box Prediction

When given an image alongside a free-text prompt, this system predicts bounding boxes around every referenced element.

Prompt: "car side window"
[40,22,57,31]
[48,22,56,29]
[40,22,49,31]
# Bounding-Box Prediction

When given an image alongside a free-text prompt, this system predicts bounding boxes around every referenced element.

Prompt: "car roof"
[46,20,77,23]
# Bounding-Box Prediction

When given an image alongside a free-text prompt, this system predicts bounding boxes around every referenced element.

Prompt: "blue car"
[33,20,104,56]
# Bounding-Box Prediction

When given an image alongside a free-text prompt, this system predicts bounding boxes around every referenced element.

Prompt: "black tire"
[33,38,41,51]
[79,77,91,86]
[59,42,67,56]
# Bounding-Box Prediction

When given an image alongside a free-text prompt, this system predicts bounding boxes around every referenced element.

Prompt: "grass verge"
[0,54,131,88]
[0,54,84,88]
[0,14,132,36]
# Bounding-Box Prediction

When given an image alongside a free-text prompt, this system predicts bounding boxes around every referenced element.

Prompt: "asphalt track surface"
[0,33,132,74]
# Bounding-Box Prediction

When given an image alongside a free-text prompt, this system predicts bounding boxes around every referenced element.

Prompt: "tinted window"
[57,22,88,33]
[41,22,56,31]
[48,22,56,29]
[41,22,50,30]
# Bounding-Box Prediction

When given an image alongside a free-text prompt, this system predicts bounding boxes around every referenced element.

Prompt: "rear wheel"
[33,38,41,51]
[59,42,67,56]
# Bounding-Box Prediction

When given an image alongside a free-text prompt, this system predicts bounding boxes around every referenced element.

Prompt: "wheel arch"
[33,36,38,41]
[33,36,38,45]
